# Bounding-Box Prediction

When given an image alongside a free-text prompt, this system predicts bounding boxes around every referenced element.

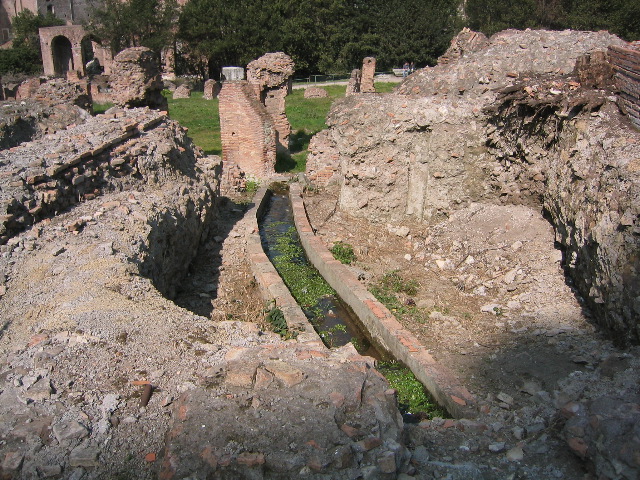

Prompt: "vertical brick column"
[219,80,276,178]
[360,57,376,93]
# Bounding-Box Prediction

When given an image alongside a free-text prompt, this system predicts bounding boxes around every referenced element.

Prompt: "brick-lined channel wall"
[609,44,640,128]
[246,184,324,345]
[288,183,476,419]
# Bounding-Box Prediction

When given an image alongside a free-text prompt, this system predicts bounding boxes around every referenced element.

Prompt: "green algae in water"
[377,360,448,418]
[269,225,336,309]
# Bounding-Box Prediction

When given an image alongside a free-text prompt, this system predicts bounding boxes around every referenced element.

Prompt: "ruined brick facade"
[609,43,640,128]
[219,79,276,178]
[246,52,295,155]
[360,57,376,93]
[39,25,113,78]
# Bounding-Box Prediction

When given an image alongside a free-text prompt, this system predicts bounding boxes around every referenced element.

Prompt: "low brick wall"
[609,44,640,128]
[245,185,324,345]
[289,183,476,418]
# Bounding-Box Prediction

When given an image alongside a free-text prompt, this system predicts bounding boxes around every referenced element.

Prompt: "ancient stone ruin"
[609,43,640,127]
[219,54,295,179]
[203,79,221,100]
[304,86,329,98]
[360,57,376,93]
[219,65,277,178]
[110,47,167,110]
[172,83,192,99]
[247,52,295,156]
[345,69,361,96]
[39,25,113,78]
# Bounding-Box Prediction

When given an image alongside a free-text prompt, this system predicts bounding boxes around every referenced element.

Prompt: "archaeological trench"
[0,28,638,480]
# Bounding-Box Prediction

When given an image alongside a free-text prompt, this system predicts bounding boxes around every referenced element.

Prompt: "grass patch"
[165,91,221,156]
[369,270,420,317]
[377,360,448,417]
[93,102,113,115]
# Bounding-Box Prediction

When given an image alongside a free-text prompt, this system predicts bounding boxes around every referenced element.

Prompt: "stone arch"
[51,35,74,76]
[40,25,106,77]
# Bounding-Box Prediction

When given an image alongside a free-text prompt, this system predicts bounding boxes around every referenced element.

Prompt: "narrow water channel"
[258,183,448,419]
[259,184,385,359]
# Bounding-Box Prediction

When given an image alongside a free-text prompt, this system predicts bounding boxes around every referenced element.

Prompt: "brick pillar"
[360,57,376,93]
[219,80,277,179]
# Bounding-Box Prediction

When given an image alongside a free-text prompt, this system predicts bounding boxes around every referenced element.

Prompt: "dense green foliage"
[177,0,461,77]
[88,0,179,54]
[0,11,63,75]
[465,0,640,40]
[270,225,336,308]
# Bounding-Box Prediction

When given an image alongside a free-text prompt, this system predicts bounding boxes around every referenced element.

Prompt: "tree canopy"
[88,0,179,54]
[465,0,640,40]
[177,0,461,77]
[83,0,640,79]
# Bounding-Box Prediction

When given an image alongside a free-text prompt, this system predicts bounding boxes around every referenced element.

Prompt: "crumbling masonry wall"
[219,80,277,178]
[609,43,640,128]
[247,52,295,155]
[306,30,640,345]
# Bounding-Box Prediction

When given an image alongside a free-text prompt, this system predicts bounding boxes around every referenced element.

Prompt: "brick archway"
[51,35,74,76]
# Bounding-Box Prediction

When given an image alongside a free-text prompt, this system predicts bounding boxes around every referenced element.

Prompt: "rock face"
[247,52,295,155]
[160,343,407,479]
[305,29,639,346]
[34,78,93,111]
[110,47,168,110]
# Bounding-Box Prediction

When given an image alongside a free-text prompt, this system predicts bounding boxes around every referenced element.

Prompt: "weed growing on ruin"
[319,323,347,347]
[381,271,419,296]
[330,241,356,265]
[245,180,259,194]
[377,361,447,417]
[369,271,421,317]
[265,305,298,339]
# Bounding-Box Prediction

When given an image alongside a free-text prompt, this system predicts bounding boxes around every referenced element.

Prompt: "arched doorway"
[51,35,74,77]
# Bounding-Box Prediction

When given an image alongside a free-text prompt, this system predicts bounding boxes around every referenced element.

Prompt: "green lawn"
[165,92,221,156]
[156,81,398,172]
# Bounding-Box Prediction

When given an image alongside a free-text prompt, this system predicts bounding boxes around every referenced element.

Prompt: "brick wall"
[218,81,276,178]
[609,43,640,128]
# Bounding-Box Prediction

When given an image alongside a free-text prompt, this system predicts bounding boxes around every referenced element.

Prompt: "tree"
[0,11,64,75]
[88,0,179,55]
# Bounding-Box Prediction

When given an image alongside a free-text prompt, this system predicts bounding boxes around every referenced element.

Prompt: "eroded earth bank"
[0,28,638,480]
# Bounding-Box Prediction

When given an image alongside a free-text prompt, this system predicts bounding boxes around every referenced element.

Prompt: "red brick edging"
[289,183,477,418]
[245,185,324,346]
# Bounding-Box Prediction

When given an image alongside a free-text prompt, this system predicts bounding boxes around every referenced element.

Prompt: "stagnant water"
[259,187,386,359]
